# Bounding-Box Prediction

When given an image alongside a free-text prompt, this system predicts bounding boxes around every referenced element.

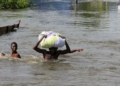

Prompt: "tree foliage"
[0,0,30,9]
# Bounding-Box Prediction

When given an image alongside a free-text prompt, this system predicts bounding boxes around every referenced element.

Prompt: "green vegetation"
[0,0,32,9]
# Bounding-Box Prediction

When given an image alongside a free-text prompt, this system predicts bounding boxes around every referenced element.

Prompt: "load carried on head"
[38,31,65,48]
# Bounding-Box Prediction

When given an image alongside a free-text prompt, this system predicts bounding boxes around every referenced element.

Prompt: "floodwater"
[0,0,120,86]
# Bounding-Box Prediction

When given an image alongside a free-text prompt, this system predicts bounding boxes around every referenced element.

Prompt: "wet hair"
[11,42,18,48]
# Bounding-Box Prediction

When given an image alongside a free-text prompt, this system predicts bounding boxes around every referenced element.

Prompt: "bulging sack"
[38,31,65,48]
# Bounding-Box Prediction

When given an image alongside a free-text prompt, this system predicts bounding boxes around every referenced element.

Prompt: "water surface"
[0,0,120,86]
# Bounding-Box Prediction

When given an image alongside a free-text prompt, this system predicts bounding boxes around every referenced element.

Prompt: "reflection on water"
[33,0,117,11]
[33,0,72,10]
[74,1,110,12]
[32,0,117,28]
[0,0,120,86]
[72,1,117,28]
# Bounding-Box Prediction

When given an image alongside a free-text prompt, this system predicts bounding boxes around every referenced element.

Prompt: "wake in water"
[0,53,65,63]
[0,53,44,63]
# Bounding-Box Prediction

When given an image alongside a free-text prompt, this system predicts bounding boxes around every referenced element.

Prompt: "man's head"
[11,42,18,52]
[49,47,58,54]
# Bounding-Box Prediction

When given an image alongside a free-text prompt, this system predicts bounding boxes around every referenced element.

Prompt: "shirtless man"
[10,42,21,58]
[33,35,83,60]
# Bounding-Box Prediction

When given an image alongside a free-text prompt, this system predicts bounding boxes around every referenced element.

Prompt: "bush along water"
[0,0,32,9]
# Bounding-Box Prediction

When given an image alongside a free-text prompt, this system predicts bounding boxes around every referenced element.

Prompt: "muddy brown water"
[0,0,120,86]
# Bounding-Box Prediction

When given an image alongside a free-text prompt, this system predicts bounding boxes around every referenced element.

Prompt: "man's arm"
[33,35,46,54]
[58,40,71,54]
[58,40,84,55]
[70,48,83,53]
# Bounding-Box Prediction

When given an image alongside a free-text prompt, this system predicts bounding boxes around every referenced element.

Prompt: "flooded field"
[0,0,120,86]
